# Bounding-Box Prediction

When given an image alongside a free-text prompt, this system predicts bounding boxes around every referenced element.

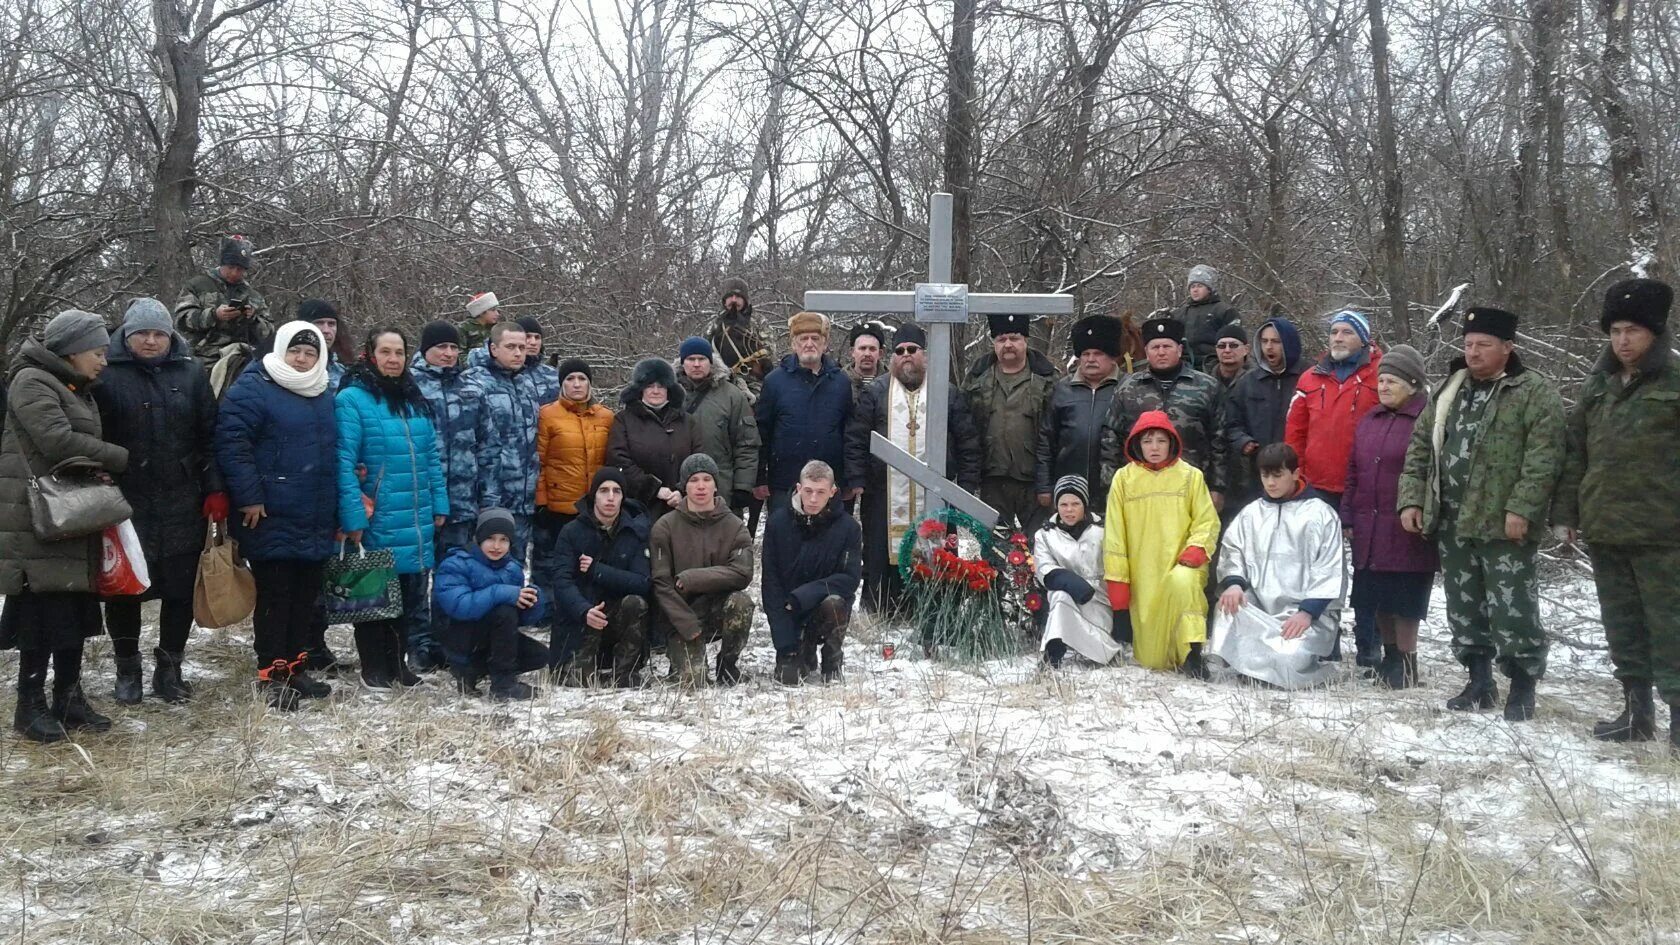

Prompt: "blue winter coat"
[463,360,539,516]
[334,371,448,574]
[410,353,483,525]
[754,353,853,492]
[433,545,551,625]
[215,362,339,562]
[551,496,652,632]
[760,495,861,650]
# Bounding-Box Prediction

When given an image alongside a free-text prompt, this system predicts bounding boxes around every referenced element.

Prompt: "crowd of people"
[0,236,1674,752]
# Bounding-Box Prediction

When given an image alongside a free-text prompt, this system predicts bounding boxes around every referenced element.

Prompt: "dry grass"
[4,598,1680,944]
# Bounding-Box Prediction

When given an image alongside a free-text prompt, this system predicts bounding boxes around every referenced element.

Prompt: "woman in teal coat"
[336,325,449,688]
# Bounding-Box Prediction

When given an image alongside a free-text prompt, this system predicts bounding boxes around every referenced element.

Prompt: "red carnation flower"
[1007,549,1027,567]
[1025,592,1044,612]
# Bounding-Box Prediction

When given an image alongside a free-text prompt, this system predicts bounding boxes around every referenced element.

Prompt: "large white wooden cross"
[805,192,1075,530]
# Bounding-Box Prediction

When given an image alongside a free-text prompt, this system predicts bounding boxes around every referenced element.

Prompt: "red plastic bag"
[98,520,152,597]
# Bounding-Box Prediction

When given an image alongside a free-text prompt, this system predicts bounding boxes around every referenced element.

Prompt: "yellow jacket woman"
[1103,411,1220,674]
[536,385,615,516]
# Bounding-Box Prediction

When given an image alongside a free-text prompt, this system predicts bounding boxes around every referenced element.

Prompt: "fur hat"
[466,291,499,319]
[1463,306,1518,342]
[1187,264,1218,292]
[1069,315,1122,357]
[558,357,592,382]
[474,507,516,544]
[1377,343,1428,390]
[847,320,888,348]
[987,311,1030,338]
[420,321,460,355]
[788,310,829,337]
[1141,317,1187,345]
[679,452,720,486]
[1601,278,1672,334]
[219,235,254,269]
[43,309,110,357]
[720,276,750,307]
[623,357,682,408]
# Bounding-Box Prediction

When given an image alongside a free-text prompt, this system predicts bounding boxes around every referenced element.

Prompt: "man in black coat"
[1035,315,1124,512]
[761,460,862,685]
[549,468,652,688]
[1224,316,1305,502]
[845,323,982,615]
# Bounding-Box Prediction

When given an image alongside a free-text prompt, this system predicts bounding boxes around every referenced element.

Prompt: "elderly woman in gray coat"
[0,310,130,743]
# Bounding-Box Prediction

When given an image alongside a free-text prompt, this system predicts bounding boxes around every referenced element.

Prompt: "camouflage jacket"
[1554,342,1680,546]
[961,350,1056,483]
[1099,362,1229,493]
[457,317,495,355]
[1398,354,1564,543]
[464,360,540,516]
[174,271,273,363]
[410,354,483,524]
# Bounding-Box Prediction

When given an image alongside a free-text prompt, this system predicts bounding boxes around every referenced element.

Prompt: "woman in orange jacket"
[534,359,616,589]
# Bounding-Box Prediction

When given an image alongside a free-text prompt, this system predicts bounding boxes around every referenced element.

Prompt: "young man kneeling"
[551,468,652,688]
[651,454,754,687]
[762,460,861,685]
[1210,444,1347,688]
[433,508,552,700]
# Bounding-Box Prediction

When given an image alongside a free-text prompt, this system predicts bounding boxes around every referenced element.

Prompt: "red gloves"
[1177,546,1208,569]
[202,492,230,523]
[1106,581,1131,611]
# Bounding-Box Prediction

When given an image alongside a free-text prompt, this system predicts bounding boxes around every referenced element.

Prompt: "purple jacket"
[1342,396,1440,574]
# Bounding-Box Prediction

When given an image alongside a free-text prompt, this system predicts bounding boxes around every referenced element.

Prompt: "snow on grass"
[2,570,1679,943]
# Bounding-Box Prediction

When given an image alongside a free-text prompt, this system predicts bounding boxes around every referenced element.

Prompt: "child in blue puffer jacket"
[433,508,551,700]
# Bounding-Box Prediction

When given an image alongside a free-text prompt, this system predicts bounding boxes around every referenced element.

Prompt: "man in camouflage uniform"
[463,322,540,560]
[962,310,1056,532]
[457,291,501,354]
[1399,306,1564,721]
[1554,279,1680,746]
[707,277,773,394]
[1099,316,1229,506]
[174,235,273,365]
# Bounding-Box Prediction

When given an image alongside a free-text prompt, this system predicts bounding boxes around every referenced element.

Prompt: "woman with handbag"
[0,310,130,743]
[215,321,340,710]
[94,298,228,705]
[335,326,448,689]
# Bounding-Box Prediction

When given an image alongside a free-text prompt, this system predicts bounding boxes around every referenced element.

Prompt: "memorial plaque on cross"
[804,192,1076,530]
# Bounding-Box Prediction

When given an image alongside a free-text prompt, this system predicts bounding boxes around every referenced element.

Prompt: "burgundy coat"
[1342,396,1440,574]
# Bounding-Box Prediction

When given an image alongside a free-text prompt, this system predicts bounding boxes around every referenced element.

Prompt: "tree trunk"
[1534,0,1576,283]
[151,0,206,299]
[1596,0,1666,276]
[941,0,977,286]
[1367,0,1410,341]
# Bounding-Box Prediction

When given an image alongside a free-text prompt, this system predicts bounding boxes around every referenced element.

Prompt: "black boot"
[450,667,481,696]
[53,682,113,733]
[1446,654,1498,711]
[260,679,301,711]
[1181,642,1209,680]
[391,630,422,688]
[305,644,345,677]
[355,626,394,690]
[715,655,746,687]
[151,648,192,704]
[1503,666,1537,722]
[1671,705,1679,752]
[774,650,801,687]
[1593,680,1655,742]
[113,654,143,705]
[289,667,332,700]
[13,669,66,743]
[1377,646,1413,690]
[489,675,537,701]
[796,637,820,683]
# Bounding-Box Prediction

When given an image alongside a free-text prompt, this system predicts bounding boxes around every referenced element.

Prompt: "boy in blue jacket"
[433,508,551,700]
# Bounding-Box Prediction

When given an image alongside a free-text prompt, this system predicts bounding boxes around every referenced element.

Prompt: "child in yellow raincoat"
[1103,411,1220,676]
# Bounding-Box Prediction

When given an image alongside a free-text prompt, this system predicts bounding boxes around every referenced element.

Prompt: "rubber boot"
[1446,654,1498,711]
[355,625,394,690]
[1377,646,1410,690]
[151,648,192,704]
[13,665,66,743]
[1503,665,1537,722]
[489,675,538,702]
[113,654,143,705]
[1593,680,1656,742]
[1181,642,1209,680]
[53,682,113,732]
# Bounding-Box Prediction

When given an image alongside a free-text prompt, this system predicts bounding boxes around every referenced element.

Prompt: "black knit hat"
[475,507,516,544]
[1069,315,1122,357]
[297,298,337,324]
[1601,278,1672,334]
[987,311,1029,338]
[288,329,322,353]
[516,316,543,336]
[1462,306,1518,342]
[590,466,626,496]
[419,320,461,355]
[219,235,254,269]
[558,357,592,381]
[1216,323,1248,344]
[1141,317,1187,345]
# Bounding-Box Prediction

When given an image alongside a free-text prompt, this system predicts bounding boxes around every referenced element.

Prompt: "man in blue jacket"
[433,508,551,701]
[761,460,861,685]
[753,311,856,525]
[550,468,653,688]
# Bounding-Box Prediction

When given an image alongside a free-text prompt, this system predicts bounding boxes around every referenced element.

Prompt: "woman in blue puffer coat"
[335,325,448,689]
[216,321,340,710]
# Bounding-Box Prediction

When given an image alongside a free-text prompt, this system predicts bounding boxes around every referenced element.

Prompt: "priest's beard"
[894,363,925,389]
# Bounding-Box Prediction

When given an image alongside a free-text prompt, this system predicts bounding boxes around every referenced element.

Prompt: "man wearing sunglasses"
[1210,324,1253,511]
[846,323,982,614]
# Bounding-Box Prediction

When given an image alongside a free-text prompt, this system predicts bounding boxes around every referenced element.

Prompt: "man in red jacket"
[1285,310,1383,667]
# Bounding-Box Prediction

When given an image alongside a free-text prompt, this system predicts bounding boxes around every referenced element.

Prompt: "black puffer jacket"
[94,331,222,562]
[1034,373,1121,504]
[551,495,653,630]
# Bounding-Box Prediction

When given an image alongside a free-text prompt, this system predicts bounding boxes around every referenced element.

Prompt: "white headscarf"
[263,320,331,397]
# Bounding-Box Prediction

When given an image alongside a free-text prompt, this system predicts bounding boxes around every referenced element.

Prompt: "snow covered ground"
[4,566,1678,943]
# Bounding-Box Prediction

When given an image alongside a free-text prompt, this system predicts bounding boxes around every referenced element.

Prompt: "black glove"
[1042,568,1095,606]
[730,489,754,510]
[1111,609,1133,645]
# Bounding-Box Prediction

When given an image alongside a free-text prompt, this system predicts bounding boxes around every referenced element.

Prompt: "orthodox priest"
[845,323,982,615]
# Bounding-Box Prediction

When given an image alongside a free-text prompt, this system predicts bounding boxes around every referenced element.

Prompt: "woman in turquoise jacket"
[336,325,449,688]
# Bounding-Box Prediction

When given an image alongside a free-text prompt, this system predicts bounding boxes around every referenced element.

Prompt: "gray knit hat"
[43,309,110,357]
[475,507,517,544]
[1377,344,1428,391]
[119,298,173,340]
[679,452,721,486]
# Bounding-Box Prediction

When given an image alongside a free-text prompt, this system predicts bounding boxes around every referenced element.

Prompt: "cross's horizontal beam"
[803,290,1075,317]
[869,432,1000,529]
